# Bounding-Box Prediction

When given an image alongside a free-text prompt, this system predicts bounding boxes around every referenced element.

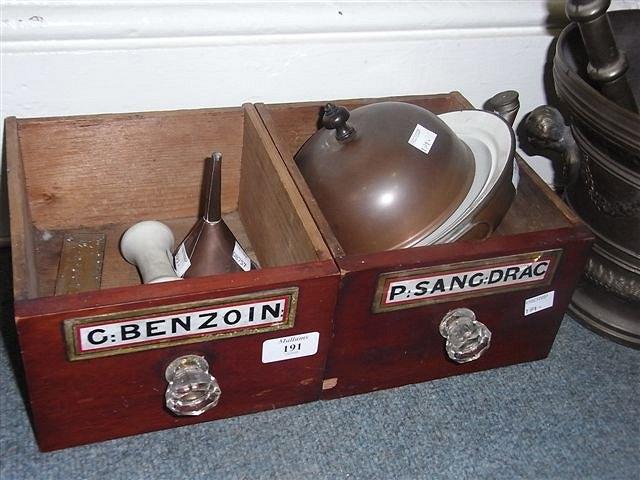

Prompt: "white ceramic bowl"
[413,109,515,246]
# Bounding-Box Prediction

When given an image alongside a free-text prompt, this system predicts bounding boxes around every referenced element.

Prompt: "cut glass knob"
[165,355,221,416]
[439,308,491,363]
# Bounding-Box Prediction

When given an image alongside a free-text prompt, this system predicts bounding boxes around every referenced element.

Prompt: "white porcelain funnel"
[120,220,181,284]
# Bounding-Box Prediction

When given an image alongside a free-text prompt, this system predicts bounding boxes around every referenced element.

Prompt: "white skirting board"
[1,0,638,241]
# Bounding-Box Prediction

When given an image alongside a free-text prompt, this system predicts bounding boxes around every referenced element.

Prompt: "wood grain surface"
[322,225,592,398]
[7,105,340,451]
[5,117,38,300]
[17,267,339,451]
[16,108,244,231]
[7,92,594,450]
[239,105,332,267]
[255,92,594,400]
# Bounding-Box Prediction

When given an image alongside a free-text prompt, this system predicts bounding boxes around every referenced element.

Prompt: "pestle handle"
[565,0,638,113]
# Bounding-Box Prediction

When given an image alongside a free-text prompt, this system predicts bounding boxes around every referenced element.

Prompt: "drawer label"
[64,287,298,360]
[372,249,562,313]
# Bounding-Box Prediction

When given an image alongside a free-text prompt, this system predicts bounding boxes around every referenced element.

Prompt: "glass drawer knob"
[439,308,491,363]
[165,355,221,416]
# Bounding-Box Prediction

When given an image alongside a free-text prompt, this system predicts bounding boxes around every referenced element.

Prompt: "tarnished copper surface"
[181,220,245,277]
[294,102,475,254]
[180,153,248,277]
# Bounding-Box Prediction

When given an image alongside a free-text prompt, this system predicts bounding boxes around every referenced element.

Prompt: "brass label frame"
[64,287,299,361]
[372,249,562,313]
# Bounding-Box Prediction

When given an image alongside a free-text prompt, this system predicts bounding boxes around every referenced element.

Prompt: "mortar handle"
[524,105,582,188]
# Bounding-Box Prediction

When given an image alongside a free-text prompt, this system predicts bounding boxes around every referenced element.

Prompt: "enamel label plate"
[372,250,562,313]
[64,287,298,360]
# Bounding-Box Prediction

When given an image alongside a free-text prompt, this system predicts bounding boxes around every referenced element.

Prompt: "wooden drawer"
[255,92,594,399]
[5,105,340,450]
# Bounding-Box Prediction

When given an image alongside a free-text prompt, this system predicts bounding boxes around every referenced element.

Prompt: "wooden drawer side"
[239,105,332,267]
[15,108,245,231]
[5,117,38,300]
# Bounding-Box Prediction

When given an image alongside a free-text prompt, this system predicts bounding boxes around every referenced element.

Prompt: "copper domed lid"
[294,101,475,254]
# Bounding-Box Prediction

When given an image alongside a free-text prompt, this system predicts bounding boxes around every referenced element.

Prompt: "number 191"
[284,343,301,353]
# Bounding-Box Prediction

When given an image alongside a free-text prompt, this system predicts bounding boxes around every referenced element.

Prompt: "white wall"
[1,0,638,241]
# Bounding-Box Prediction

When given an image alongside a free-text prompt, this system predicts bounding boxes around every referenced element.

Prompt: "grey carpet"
[0,246,638,480]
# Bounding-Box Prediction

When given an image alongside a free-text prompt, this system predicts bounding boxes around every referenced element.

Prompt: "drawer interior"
[6,106,332,301]
[256,93,580,258]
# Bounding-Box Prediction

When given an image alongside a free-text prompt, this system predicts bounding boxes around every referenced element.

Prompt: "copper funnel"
[176,152,252,277]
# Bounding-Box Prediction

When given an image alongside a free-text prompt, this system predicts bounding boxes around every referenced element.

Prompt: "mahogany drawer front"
[256,92,594,400]
[16,269,339,451]
[6,104,341,451]
[321,229,592,399]
[6,94,594,451]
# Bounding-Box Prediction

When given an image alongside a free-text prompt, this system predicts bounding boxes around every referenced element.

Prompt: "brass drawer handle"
[165,355,221,416]
[439,308,491,363]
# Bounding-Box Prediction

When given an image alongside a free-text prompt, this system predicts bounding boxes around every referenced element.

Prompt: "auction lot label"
[372,250,561,313]
[64,287,298,360]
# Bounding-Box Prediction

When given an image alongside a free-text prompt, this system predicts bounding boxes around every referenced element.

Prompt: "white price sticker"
[524,290,555,316]
[262,332,320,363]
[174,243,191,277]
[512,161,520,191]
[232,242,251,271]
[408,124,438,154]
